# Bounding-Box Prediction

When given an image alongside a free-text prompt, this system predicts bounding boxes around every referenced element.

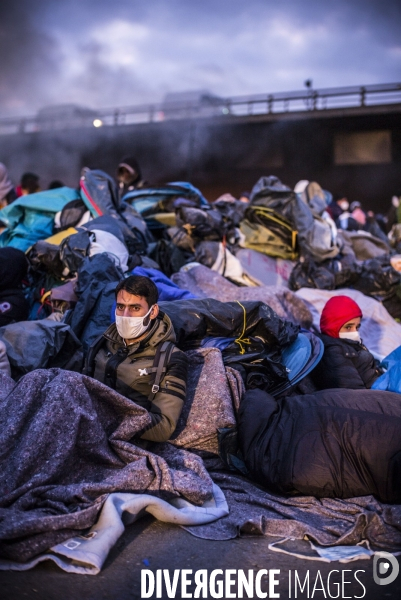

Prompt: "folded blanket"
[171,348,238,454]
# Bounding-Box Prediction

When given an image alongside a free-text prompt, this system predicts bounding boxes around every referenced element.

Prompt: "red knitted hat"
[320,296,362,338]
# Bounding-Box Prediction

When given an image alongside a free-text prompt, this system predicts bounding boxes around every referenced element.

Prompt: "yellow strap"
[40,290,52,304]
[292,230,298,259]
[234,300,252,355]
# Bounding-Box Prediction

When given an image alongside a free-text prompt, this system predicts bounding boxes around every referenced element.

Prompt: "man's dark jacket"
[87,311,187,442]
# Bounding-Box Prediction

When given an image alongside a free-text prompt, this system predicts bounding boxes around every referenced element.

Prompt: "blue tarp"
[372,344,401,394]
[0,187,79,251]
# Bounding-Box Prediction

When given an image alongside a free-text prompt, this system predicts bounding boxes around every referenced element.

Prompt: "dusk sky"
[1,0,400,118]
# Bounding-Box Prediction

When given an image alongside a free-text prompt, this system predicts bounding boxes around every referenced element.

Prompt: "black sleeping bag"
[238,387,401,503]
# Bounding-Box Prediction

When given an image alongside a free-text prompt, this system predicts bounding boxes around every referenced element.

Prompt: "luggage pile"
[0,168,400,367]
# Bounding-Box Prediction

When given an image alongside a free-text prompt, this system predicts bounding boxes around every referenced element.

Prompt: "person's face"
[117,167,136,185]
[336,198,349,211]
[116,290,158,319]
[22,184,40,195]
[339,317,361,334]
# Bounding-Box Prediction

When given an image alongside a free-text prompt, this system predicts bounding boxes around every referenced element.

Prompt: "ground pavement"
[0,515,400,600]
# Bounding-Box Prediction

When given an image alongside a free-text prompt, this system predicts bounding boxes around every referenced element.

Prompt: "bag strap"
[148,341,175,402]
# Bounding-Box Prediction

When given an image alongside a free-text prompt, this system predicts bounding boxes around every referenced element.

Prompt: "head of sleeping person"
[320,295,363,343]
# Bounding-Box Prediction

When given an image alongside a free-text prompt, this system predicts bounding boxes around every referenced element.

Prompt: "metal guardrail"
[1,82,401,136]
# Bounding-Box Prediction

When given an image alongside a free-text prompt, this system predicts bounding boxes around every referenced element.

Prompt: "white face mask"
[339,331,361,343]
[115,306,154,340]
[338,200,349,211]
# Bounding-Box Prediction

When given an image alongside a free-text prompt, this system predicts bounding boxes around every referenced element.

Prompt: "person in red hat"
[311,295,383,390]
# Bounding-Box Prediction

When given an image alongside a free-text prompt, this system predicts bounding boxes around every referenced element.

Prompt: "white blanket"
[0,484,228,575]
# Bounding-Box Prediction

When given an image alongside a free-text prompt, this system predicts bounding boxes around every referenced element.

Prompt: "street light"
[304,80,314,110]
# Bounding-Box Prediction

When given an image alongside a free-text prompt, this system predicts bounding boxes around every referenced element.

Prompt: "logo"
[0,302,11,314]
[373,551,399,586]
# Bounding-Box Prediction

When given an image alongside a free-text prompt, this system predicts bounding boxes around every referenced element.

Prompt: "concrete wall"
[1,108,400,211]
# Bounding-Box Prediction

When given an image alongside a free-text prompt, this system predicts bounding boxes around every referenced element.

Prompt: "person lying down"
[311,295,384,390]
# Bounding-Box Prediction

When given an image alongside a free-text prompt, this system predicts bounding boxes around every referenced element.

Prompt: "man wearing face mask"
[311,295,383,390]
[86,275,188,442]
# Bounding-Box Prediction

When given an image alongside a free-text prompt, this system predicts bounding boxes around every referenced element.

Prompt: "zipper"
[165,380,186,392]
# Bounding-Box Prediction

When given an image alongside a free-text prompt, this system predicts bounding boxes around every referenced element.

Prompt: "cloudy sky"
[1,0,400,118]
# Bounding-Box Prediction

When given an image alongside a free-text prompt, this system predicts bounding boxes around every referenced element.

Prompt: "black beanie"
[0,289,29,326]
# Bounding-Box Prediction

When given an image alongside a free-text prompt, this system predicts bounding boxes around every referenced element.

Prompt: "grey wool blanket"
[0,369,214,562]
[170,348,238,455]
[186,472,401,554]
[1,357,400,570]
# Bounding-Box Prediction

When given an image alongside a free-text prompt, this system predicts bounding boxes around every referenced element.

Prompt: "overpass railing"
[1,82,401,135]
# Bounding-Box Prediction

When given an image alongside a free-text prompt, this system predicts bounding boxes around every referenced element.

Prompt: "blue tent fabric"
[379,344,401,371]
[372,363,401,394]
[372,344,401,394]
[122,182,209,219]
[288,330,324,386]
[0,187,79,251]
[167,182,209,205]
[123,182,208,208]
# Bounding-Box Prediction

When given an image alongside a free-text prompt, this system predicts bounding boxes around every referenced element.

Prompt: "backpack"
[250,176,339,263]
[175,206,226,242]
[80,168,120,217]
[80,169,151,254]
[240,205,298,260]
